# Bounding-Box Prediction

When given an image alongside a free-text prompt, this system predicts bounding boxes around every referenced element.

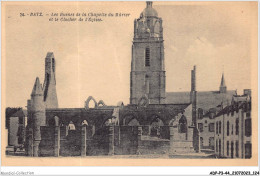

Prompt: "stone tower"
[219,73,227,93]
[130,1,166,104]
[43,52,58,108]
[190,66,200,153]
[30,77,46,156]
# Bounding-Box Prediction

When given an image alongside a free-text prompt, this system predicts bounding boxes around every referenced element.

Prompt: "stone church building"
[7,2,238,157]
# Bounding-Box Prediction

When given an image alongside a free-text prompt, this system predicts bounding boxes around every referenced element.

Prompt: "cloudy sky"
[4,1,257,108]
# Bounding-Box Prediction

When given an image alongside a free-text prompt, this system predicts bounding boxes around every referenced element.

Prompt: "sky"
[3,1,257,108]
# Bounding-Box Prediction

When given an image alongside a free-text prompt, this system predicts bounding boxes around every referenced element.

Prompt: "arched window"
[145,75,149,94]
[145,47,150,67]
[178,115,187,133]
[82,120,88,126]
[150,117,164,137]
[68,121,76,130]
[103,118,112,127]
[128,118,140,126]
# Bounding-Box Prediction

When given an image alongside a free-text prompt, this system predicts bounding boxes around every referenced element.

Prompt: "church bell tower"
[130,1,166,104]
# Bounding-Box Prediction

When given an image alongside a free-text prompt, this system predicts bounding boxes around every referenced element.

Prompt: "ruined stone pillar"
[137,126,142,154]
[197,131,200,153]
[108,126,114,155]
[169,126,174,154]
[54,126,60,157]
[33,141,40,157]
[81,126,87,156]
[193,127,200,153]
[27,128,34,156]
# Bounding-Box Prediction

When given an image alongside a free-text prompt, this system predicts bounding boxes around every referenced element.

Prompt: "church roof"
[232,95,250,102]
[165,90,236,111]
[140,1,158,18]
[31,77,43,96]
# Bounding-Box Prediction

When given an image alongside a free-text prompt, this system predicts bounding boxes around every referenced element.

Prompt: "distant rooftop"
[165,90,236,111]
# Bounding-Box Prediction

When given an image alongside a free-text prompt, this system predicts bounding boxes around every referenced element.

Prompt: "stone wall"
[30,125,196,157]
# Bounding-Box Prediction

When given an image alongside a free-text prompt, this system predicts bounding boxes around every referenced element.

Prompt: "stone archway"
[85,96,98,109]
[138,95,149,107]
[48,116,59,127]
[82,120,89,126]
[178,115,187,133]
[128,118,140,126]
[68,121,76,130]
[97,100,106,107]
[102,118,112,127]
[150,115,164,137]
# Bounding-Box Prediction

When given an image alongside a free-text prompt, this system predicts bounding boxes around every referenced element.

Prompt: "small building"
[168,73,236,152]
[214,90,251,158]
[197,108,218,151]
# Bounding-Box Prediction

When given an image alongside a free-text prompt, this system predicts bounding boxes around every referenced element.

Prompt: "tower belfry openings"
[130,1,166,104]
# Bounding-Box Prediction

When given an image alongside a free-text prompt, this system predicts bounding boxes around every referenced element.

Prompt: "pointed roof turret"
[31,77,43,96]
[219,73,227,93]
[220,73,226,87]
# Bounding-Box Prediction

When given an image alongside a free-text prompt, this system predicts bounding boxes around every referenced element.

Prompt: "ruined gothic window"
[128,118,140,126]
[82,120,88,126]
[178,115,187,133]
[68,121,76,130]
[150,117,164,137]
[145,47,150,67]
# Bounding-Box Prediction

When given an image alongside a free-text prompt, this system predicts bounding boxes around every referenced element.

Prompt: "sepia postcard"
[1,1,258,167]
